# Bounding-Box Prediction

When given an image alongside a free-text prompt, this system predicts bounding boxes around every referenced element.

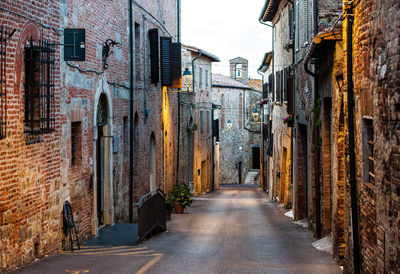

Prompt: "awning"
[304,28,342,76]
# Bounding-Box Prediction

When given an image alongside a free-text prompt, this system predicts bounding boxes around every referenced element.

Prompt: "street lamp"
[182,68,192,91]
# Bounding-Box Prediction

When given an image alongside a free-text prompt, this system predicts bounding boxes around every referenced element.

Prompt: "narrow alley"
[14,186,341,274]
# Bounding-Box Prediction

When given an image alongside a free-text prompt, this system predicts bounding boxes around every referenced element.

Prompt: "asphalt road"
[13,185,341,274]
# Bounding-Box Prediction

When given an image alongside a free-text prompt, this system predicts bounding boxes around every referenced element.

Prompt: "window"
[362,118,374,183]
[205,69,209,88]
[135,23,141,81]
[289,7,294,40]
[207,111,210,132]
[24,38,55,143]
[268,74,274,101]
[123,116,128,159]
[199,67,203,88]
[200,111,204,132]
[149,29,159,84]
[0,25,8,140]
[295,1,299,51]
[71,122,82,166]
[221,94,225,128]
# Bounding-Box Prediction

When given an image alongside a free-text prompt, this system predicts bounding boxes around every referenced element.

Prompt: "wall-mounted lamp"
[335,68,344,92]
[252,109,260,122]
[182,68,193,91]
[226,120,232,130]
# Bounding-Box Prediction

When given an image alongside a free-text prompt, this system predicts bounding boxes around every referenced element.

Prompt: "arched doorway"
[96,93,107,226]
[150,132,156,191]
[93,78,114,234]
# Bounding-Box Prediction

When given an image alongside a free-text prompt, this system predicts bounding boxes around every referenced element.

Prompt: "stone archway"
[92,78,114,235]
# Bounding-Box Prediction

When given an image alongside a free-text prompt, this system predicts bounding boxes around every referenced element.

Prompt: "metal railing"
[136,187,166,242]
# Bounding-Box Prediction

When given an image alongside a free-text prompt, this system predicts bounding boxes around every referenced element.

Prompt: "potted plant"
[169,184,193,214]
[165,198,174,221]
[283,114,294,127]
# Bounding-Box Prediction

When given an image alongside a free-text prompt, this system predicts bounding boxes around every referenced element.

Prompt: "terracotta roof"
[212,74,253,89]
[248,79,263,92]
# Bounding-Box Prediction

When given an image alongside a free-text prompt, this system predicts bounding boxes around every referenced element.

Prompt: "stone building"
[259,0,400,272]
[259,0,294,208]
[178,45,220,195]
[0,0,179,271]
[212,58,262,185]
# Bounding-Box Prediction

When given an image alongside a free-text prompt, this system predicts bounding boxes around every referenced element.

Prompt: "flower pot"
[174,202,184,214]
[165,208,172,221]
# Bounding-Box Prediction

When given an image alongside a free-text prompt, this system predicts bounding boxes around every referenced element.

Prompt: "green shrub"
[168,184,193,208]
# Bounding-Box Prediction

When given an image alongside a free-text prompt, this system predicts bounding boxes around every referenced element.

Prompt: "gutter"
[345,3,360,272]
[192,50,203,92]
[128,0,134,222]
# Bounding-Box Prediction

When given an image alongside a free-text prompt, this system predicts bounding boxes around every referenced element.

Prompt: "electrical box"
[64,29,85,61]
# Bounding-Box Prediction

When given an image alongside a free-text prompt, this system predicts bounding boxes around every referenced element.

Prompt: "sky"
[181,0,272,80]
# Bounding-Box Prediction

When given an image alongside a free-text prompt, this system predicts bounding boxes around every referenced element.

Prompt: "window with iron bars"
[0,25,8,140]
[24,37,56,144]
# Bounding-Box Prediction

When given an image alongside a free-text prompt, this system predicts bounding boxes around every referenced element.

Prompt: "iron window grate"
[24,37,56,144]
[0,25,8,140]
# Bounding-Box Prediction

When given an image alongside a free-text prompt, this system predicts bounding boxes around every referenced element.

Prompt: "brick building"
[212,58,262,185]
[0,0,179,271]
[259,0,400,272]
[0,0,63,269]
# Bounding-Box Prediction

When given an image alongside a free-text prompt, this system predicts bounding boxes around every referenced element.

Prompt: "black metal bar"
[345,5,360,273]
[129,0,134,223]
[136,187,166,242]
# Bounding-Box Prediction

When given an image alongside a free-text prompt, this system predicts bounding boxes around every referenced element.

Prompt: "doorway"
[150,133,156,191]
[97,126,104,226]
[201,160,207,193]
[252,146,260,169]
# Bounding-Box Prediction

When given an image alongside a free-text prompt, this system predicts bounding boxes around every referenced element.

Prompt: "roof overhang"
[304,28,342,77]
[185,46,220,62]
[258,51,273,72]
[259,0,282,23]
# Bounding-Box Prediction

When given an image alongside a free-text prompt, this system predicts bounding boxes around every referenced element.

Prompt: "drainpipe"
[345,3,360,273]
[257,69,265,190]
[128,0,134,222]
[142,14,147,121]
[176,0,181,185]
[259,19,274,196]
[192,50,202,93]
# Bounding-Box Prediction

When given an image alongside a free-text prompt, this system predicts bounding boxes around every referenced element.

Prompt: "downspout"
[312,0,322,240]
[128,0,134,222]
[345,3,360,273]
[142,14,147,121]
[257,69,265,191]
[259,19,274,196]
[176,0,181,185]
[304,51,321,239]
[192,50,202,93]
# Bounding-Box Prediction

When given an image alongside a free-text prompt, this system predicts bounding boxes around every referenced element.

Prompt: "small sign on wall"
[113,136,119,153]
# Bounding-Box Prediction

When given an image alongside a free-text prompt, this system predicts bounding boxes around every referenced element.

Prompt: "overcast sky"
[181,0,272,80]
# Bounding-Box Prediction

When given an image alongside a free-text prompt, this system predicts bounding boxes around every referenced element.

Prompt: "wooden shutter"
[160,37,172,86]
[170,42,182,88]
[149,29,159,84]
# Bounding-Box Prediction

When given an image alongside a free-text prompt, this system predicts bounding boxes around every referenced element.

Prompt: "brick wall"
[0,0,62,270]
